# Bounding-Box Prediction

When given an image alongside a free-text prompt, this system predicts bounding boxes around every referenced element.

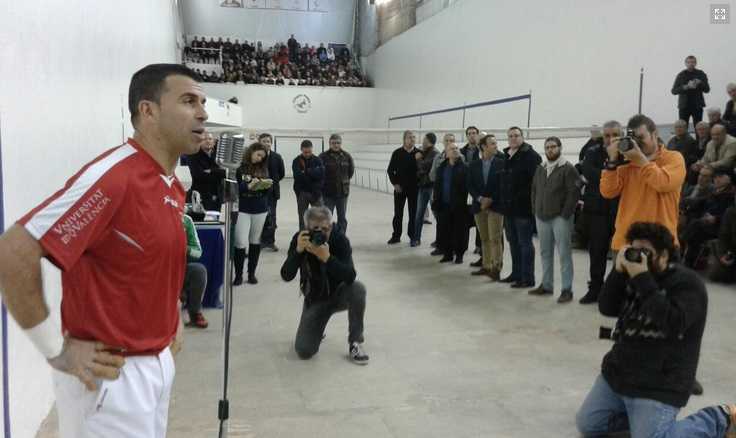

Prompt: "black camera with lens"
[308,229,327,246]
[624,247,646,263]
[617,128,637,153]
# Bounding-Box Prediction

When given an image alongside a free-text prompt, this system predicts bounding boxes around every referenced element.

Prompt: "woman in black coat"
[433,144,470,263]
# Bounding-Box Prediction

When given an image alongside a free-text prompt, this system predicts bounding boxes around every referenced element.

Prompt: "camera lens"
[624,247,643,263]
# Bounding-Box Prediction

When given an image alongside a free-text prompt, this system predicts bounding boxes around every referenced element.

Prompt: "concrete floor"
[38,186,735,438]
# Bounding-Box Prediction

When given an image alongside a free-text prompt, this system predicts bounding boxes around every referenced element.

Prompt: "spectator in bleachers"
[433,143,470,264]
[579,121,621,305]
[293,140,325,230]
[320,134,355,234]
[724,82,736,136]
[467,134,505,280]
[708,202,736,283]
[706,107,725,128]
[680,165,715,226]
[681,167,735,268]
[529,137,579,303]
[499,127,542,288]
[287,34,298,61]
[387,131,420,245]
[260,133,285,252]
[667,119,698,162]
[671,55,710,129]
[601,114,686,254]
[191,36,202,49]
[181,214,208,329]
[693,124,736,172]
[413,132,439,247]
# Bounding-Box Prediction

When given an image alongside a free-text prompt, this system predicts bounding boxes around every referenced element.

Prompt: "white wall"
[181,0,356,46]
[0,1,178,436]
[203,83,376,130]
[365,0,736,129]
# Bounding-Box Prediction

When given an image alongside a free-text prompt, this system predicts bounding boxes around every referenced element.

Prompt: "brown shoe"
[528,284,553,296]
[471,268,491,276]
[557,290,574,303]
[488,269,501,281]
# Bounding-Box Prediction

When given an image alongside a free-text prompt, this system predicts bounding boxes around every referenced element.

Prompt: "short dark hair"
[627,114,657,134]
[425,132,437,145]
[128,63,199,127]
[625,222,676,258]
[507,126,524,137]
[544,136,562,148]
[466,126,479,135]
[258,133,272,141]
[329,133,342,142]
[685,55,697,62]
[301,139,313,149]
[479,134,496,147]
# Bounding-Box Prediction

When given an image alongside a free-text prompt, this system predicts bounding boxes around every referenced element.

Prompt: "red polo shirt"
[18,139,186,355]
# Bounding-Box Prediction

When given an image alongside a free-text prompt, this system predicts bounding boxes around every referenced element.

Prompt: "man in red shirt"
[0,63,208,438]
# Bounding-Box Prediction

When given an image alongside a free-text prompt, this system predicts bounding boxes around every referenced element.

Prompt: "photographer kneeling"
[576,222,735,438]
[280,206,369,365]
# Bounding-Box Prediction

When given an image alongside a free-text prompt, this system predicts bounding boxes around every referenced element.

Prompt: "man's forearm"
[0,225,49,328]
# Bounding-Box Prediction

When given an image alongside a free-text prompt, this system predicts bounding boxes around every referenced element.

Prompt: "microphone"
[215,133,245,170]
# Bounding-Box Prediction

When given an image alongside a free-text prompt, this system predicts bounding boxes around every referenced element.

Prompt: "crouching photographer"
[280,206,369,365]
[576,222,735,438]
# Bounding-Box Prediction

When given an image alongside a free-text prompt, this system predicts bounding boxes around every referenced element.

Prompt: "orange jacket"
[600,147,686,250]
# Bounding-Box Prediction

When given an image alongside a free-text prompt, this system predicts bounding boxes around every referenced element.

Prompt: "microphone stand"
[218,169,238,438]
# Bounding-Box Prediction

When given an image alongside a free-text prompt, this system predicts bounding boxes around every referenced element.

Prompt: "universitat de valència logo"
[293,94,312,113]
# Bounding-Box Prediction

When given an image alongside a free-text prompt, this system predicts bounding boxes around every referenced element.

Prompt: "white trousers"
[234,211,268,248]
[53,347,176,438]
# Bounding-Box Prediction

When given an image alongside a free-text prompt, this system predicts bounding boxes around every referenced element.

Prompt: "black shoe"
[410,240,420,247]
[528,284,553,296]
[470,258,483,267]
[579,291,598,304]
[233,275,243,286]
[499,275,518,283]
[454,255,463,264]
[247,244,261,284]
[439,255,453,263]
[557,289,573,303]
[691,379,703,396]
[247,274,258,284]
[510,281,534,289]
[430,241,437,248]
[349,342,369,365]
[474,247,481,255]
[233,248,246,286]
[387,237,401,245]
[430,249,443,256]
[423,219,432,225]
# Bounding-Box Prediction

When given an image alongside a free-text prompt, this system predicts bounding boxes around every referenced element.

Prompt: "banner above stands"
[222,0,328,12]
[204,97,242,128]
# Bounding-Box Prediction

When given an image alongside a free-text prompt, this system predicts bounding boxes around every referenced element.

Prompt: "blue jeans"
[536,215,574,291]
[504,216,535,284]
[414,187,434,242]
[576,375,729,437]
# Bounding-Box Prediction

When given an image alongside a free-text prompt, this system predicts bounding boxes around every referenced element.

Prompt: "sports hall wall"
[181,0,356,47]
[0,1,179,436]
[363,0,736,129]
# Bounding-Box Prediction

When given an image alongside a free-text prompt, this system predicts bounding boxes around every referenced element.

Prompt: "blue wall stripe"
[388,94,531,122]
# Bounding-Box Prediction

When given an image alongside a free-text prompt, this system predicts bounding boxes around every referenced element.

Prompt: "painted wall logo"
[711,4,729,23]
[52,188,112,245]
[293,94,312,113]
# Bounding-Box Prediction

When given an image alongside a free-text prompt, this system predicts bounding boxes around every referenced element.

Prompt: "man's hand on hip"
[48,337,126,391]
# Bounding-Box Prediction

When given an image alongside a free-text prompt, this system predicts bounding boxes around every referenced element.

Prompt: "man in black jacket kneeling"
[576,222,735,437]
[280,206,369,365]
